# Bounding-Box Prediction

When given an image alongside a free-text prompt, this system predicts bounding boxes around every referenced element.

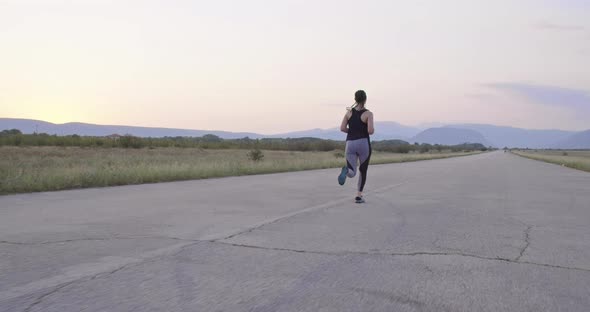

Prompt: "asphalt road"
[1,151,589,312]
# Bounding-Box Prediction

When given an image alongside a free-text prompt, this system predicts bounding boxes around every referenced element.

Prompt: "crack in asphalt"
[515,225,532,262]
[0,241,28,245]
[22,282,75,312]
[215,241,590,273]
[0,236,199,246]
[18,261,147,312]
[89,242,201,281]
[218,198,356,241]
[1,239,201,307]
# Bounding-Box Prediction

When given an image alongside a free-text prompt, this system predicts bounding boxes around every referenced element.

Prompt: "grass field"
[513,150,590,173]
[0,146,480,194]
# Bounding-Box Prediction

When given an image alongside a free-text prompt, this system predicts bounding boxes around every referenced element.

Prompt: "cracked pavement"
[1,151,590,311]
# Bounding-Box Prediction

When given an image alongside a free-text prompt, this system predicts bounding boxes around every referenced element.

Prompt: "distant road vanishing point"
[1,151,589,311]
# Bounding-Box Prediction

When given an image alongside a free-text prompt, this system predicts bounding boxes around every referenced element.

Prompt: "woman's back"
[346,108,370,141]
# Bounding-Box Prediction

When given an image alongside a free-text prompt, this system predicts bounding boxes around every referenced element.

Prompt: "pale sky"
[1,0,589,133]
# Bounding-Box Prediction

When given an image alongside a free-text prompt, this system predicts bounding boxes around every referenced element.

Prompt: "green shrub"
[247,149,264,161]
[119,135,144,149]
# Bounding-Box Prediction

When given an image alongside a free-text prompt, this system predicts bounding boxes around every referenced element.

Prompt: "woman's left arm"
[367,112,374,135]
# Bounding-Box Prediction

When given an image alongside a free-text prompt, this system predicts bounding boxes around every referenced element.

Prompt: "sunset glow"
[1,0,589,133]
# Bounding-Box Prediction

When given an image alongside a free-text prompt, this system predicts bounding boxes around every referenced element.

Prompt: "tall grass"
[513,150,590,173]
[1,146,479,194]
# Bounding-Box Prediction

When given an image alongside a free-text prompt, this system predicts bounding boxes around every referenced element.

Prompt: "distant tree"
[202,134,222,142]
[0,129,22,136]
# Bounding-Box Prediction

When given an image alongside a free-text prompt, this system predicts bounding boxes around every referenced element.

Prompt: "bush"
[333,151,345,158]
[396,145,411,154]
[419,144,430,153]
[562,151,568,156]
[247,149,264,161]
[119,135,144,149]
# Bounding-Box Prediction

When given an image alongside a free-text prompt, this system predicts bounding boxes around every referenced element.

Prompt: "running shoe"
[338,167,348,185]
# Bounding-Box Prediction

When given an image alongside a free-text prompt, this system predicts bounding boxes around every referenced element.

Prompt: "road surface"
[1,151,589,311]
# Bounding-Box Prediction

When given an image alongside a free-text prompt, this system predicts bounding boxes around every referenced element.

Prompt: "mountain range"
[1,118,589,149]
[0,118,261,139]
[411,127,492,146]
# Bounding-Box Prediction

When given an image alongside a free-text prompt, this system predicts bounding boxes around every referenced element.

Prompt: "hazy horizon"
[3,116,586,135]
[1,0,589,133]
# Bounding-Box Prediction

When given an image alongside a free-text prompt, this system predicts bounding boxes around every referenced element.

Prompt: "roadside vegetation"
[0,129,488,153]
[512,150,590,173]
[0,129,487,194]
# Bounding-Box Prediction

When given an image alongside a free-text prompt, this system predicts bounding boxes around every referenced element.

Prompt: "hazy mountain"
[553,130,590,149]
[0,118,263,139]
[447,124,573,148]
[417,122,447,129]
[271,128,343,140]
[411,127,490,146]
[371,121,422,140]
[274,121,421,141]
[2,118,588,148]
[2,118,419,141]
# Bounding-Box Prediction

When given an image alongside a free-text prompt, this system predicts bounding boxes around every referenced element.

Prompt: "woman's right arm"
[340,112,351,133]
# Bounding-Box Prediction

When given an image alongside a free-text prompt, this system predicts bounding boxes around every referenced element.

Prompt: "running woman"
[338,90,374,203]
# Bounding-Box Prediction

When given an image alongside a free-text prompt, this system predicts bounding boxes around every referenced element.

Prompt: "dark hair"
[354,90,367,106]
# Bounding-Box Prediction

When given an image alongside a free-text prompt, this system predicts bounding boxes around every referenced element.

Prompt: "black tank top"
[346,108,370,141]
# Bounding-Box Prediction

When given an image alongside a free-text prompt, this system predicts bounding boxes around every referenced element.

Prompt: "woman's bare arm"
[367,112,374,135]
[340,112,351,133]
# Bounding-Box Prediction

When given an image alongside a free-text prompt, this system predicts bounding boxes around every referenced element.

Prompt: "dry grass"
[513,150,590,173]
[1,146,479,194]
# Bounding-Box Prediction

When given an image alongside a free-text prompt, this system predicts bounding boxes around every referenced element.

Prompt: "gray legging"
[345,138,372,192]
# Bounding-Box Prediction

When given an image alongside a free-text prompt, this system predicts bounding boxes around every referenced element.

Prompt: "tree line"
[0,129,489,153]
